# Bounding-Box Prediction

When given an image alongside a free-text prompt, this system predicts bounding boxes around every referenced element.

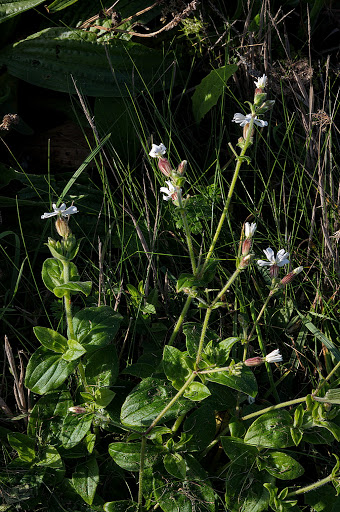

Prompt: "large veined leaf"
[0,27,172,97]
[0,0,45,24]
[72,306,123,353]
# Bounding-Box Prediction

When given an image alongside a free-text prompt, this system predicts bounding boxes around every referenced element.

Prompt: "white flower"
[160,181,180,201]
[257,247,290,268]
[254,74,267,89]
[247,395,256,404]
[244,222,257,238]
[265,349,283,363]
[149,143,166,158]
[232,113,268,127]
[41,203,78,220]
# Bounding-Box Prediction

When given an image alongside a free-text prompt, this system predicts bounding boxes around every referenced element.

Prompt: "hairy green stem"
[287,472,335,497]
[195,308,212,369]
[243,293,274,360]
[241,396,307,421]
[177,192,197,274]
[138,435,147,511]
[200,117,255,275]
[168,295,192,346]
[210,267,243,308]
[144,373,196,435]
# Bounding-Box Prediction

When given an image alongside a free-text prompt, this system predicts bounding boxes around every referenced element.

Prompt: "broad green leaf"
[42,258,79,292]
[7,433,36,462]
[35,445,63,470]
[47,0,78,12]
[33,326,68,353]
[25,346,77,394]
[153,455,215,512]
[315,388,340,405]
[163,345,192,389]
[120,377,194,427]
[73,306,123,353]
[0,27,172,97]
[183,405,216,451]
[184,381,211,401]
[62,339,87,361]
[260,451,304,480]
[192,64,238,123]
[183,322,220,359]
[221,437,258,467]
[61,413,94,449]
[304,485,339,511]
[0,0,45,23]
[315,420,340,441]
[225,465,273,512]
[176,273,199,293]
[85,345,119,387]
[108,442,162,471]
[72,456,99,505]
[205,365,258,397]
[85,433,96,454]
[53,280,92,298]
[27,391,72,443]
[94,388,115,407]
[244,410,294,448]
[104,501,139,512]
[163,453,187,480]
[215,337,240,365]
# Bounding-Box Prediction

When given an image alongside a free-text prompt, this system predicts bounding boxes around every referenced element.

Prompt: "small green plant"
[3,73,340,512]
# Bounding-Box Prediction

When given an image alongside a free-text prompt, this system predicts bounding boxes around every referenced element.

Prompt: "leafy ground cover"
[0,1,339,511]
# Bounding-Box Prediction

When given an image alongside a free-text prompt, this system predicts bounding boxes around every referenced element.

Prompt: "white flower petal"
[41,203,78,220]
[254,74,267,88]
[263,247,275,263]
[232,113,252,126]
[257,259,271,267]
[149,143,166,158]
[245,222,257,238]
[265,349,283,363]
[62,206,78,216]
[41,211,58,219]
[254,118,268,127]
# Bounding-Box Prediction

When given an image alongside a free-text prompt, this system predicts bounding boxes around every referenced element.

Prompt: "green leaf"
[7,433,36,462]
[304,485,339,512]
[244,410,294,448]
[183,405,216,451]
[260,451,304,480]
[120,377,194,427]
[61,413,94,449]
[163,453,187,480]
[192,64,238,123]
[62,339,87,361]
[153,454,215,512]
[72,456,99,505]
[163,345,192,389]
[35,445,63,470]
[221,437,258,467]
[53,280,92,298]
[226,465,273,512]
[42,258,79,293]
[176,273,199,293]
[104,501,139,512]
[0,0,45,23]
[215,337,240,365]
[73,306,123,354]
[84,433,96,454]
[33,326,68,353]
[85,345,119,387]
[108,442,162,471]
[315,388,340,405]
[205,365,258,397]
[94,388,115,407]
[183,322,220,359]
[315,420,340,441]
[27,390,72,443]
[184,381,211,401]
[298,313,340,361]
[25,346,78,394]
[47,0,78,12]
[0,27,172,97]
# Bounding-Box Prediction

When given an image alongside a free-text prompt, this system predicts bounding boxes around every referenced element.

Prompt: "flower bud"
[158,157,172,177]
[238,254,252,269]
[280,266,303,287]
[69,406,87,414]
[256,100,275,115]
[254,91,267,105]
[243,123,254,139]
[55,217,71,239]
[244,356,263,367]
[177,160,187,176]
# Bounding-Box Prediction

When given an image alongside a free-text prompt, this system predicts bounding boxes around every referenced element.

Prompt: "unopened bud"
[256,100,275,115]
[55,217,71,238]
[242,239,252,256]
[69,406,87,414]
[177,160,187,176]
[243,123,254,139]
[244,356,263,367]
[239,254,252,269]
[158,157,172,177]
[254,91,267,105]
[280,266,303,287]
